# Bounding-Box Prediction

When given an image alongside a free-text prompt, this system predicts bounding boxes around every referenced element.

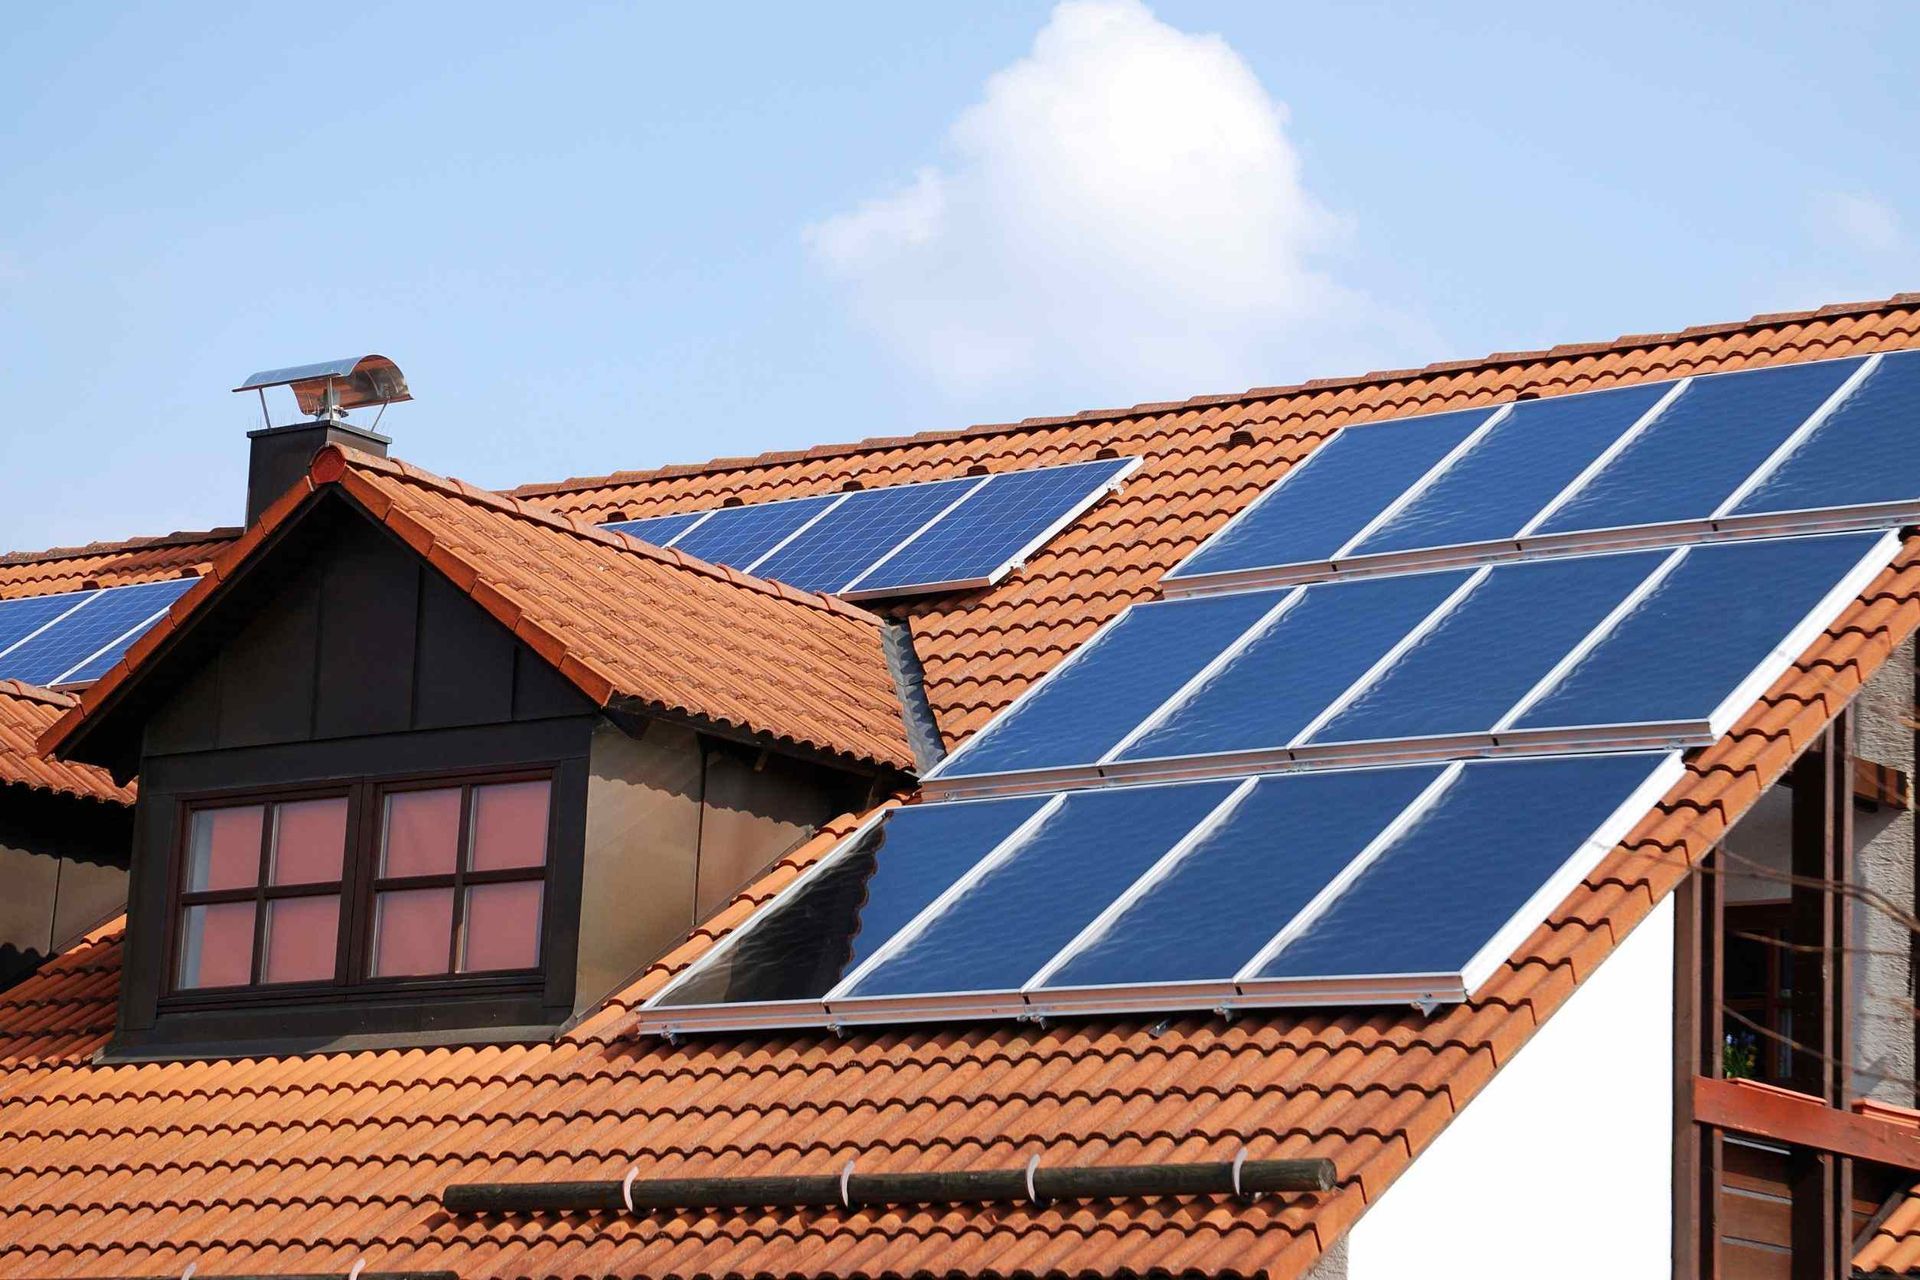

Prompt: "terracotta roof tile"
[5,295,1920,1277]
[0,528,234,600]
[41,446,916,775]
[0,680,132,804]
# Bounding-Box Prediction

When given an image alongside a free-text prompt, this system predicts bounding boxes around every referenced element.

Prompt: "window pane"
[469,781,550,871]
[186,806,263,892]
[269,797,348,885]
[261,895,341,983]
[371,887,454,977]
[381,788,461,878]
[460,881,543,972]
[176,902,256,989]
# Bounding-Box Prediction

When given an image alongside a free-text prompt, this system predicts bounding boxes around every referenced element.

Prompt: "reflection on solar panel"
[0,578,197,687]
[1167,351,1916,591]
[601,458,1138,597]
[649,753,1681,1028]
[637,349,1918,1037]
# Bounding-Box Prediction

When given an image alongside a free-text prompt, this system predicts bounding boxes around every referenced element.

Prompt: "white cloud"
[804,0,1422,406]
[1813,192,1904,256]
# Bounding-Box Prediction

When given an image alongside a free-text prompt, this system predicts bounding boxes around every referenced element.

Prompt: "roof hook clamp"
[839,1158,857,1210]
[1025,1154,1048,1208]
[347,1260,367,1280]
[1232,1145,1257,1203]
[622,1165,639,1214]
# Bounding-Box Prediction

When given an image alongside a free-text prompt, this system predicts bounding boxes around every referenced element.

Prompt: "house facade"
[3,295,1920,1278]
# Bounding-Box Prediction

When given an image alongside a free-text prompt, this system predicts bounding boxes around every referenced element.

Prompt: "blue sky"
[3,1,1915,550]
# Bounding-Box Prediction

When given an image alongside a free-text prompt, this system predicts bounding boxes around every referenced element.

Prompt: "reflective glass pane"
[856,459,1133,592]
[1514,532,1884,731]
[186,805,264,892]
[381,788,462,877]
[176,901,256,989]
[1734,350,1920,514]
[1172,408,1493,578]
[469,780,550,871]
[754,477,981,593]
[1120,569,1470,761]
[844,779,1236,999]
[1311,551,1663,743]
[371,887,454,977]
[261,895,340,983]
[671,493,839,568]
[656,794,1048,1007]
[268,797,348,885]
[936,590,1282,778]
[1256,753,1667,980]
[1540,359,1861,533]
[604,510,705,546]
[1354,382,1669,556]
[460,881,544,972]
[1043,765,1443,988]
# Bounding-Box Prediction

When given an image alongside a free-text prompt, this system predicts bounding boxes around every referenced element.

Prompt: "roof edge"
[510,290,1920,498]
[0,524,241,570]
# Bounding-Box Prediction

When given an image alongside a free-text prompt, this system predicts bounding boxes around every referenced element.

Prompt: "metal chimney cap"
[233,354,411,419]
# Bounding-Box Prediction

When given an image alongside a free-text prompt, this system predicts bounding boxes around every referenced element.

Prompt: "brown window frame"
[160,765,557,1012]
[1721,899,1795,1085]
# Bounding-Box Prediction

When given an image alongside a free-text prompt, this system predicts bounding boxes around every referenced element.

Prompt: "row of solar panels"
[1172,350,1920,588]
[0,578,198,687]
[925,529,1895,790]
[605,457,1137,597]
[649,749,1681,1028]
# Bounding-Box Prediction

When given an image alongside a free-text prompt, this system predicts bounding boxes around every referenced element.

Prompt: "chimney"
[234,356,409,526]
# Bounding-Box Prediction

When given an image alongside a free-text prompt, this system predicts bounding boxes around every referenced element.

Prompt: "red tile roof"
[0,529,234,601]
[0,681,132,805]
[5,293,1920,1277]
[40,446,917,775]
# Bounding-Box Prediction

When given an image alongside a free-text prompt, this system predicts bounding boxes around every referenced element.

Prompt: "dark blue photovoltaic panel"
[1514,532,1883,731]
[604,511,706,546]
[1309,551,1664,744]
[1041,765,1442,990]
[1256,753,1664,980]
[1171,408,1492,579]
[670,494,840,569]
[3,579,197,685]
[654,793,1047,1007]
[843,780,1236,998]
[1354,381,1670,556]
[852,459,1132,593]
[1537,358,1862,534]
[754,477,981,592]
[1118,569,1470,762]
[0,590,92,657]
[934,590,1282,778]
[1733,350,1920,515]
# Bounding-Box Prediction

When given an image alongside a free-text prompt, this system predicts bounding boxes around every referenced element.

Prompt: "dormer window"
[169,774,553,998]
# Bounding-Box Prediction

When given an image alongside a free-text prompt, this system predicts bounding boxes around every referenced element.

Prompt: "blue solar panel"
[849,459,1133,595]
[1354,381,1671,556]
[1734,349,1920,515]
[1514,532,1886,732]
[655,793,1048,1007]
[1118,569,1471,762]
[1309,551,1664,744]
[604,511,706,546]
[842,779,1237,999]
[1538,358,1862,534]
[0,590,93,657]
[1254,753,1665,981]
[753,477,982,593]
[1040,765,1443,990]
[2,578,196,686]
[1172,408,1492,580]
[670,494,840,568]
[932,589,1283,779]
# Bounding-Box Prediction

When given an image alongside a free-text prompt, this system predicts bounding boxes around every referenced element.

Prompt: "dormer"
[41,446,915,1057]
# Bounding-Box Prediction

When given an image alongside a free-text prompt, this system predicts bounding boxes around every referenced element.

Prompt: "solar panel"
[0,589,94,659]
[636,349,1916,1038]
[648,752,1681,1029]
[604,510,707,546]
[1167,351,1919,591]
[0,578,196,686]
[597,458,1138,598]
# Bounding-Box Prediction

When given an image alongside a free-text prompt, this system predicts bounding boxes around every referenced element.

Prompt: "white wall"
[1343,898,1673,1279]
